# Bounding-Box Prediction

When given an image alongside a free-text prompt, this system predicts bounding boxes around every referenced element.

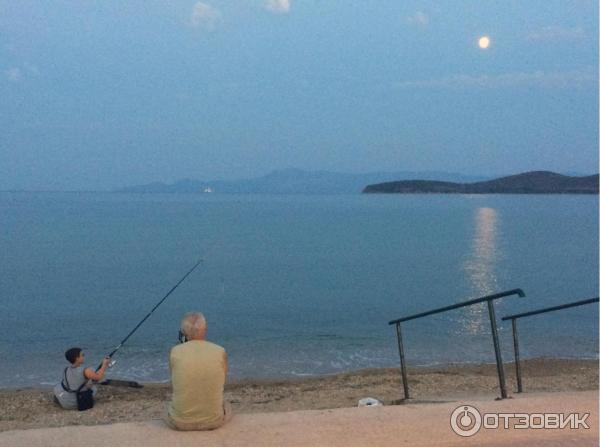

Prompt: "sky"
[0,0,598,190]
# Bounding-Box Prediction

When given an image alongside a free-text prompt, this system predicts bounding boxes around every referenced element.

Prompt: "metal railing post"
[487,299,508,399]
[388,289,525,401]
[501,297,599,393]
[395,322,410,400]
[511,318,523,393]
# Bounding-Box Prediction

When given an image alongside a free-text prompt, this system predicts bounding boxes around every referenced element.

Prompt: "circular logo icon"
[450,405,482,437]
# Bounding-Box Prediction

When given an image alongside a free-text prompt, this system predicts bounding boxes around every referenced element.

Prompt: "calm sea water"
[0,192,597,387]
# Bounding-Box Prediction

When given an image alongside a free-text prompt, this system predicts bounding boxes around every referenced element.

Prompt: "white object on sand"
[358,397,383,407]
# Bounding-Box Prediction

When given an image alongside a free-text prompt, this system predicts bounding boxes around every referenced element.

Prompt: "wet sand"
[0,358,597,432]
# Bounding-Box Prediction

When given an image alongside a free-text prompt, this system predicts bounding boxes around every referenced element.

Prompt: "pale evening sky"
[0,0,598,190]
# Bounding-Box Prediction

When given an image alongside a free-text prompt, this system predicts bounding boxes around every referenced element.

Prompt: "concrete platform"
[1,391,597,447]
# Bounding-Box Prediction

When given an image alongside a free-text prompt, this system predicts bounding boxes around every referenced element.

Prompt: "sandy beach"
[1,358,596,432]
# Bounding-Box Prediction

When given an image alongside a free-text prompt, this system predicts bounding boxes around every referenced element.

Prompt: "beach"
[1,358,596,432]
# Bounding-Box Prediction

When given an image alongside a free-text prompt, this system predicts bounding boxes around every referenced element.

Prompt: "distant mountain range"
[363,171,599,194]
[115,169,489,194]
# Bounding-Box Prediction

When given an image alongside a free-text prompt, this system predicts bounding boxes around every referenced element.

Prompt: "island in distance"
[363,171,599,194]
[115,169,488,195]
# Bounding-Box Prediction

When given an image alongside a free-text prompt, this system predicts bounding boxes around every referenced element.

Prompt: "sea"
[0,192,597,388]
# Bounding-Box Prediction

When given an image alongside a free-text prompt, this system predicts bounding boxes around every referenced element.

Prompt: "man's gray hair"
[180,312,207,338]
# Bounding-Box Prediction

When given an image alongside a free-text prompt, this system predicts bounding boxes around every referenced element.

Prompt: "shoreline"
[6,355,599,391]
[1,358,597,432]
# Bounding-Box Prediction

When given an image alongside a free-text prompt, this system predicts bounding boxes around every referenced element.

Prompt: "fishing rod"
[96,259,203,372]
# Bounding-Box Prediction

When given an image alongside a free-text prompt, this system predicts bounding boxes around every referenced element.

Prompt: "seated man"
[167,312,232,430]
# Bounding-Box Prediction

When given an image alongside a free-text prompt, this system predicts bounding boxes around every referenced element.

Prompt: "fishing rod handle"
[94,355,113,373]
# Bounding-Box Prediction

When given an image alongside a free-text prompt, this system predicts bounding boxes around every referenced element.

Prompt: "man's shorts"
[165,401,233,431]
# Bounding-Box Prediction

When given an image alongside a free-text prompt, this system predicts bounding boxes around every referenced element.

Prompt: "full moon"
[478,36,490,49]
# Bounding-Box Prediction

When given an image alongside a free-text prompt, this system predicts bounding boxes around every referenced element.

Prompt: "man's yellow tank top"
[168,340,226,426]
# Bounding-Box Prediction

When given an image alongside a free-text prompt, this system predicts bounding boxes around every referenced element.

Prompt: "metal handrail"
[501,297,599,393]
[388,288,525,401]
[389,289,525,324]
[502,297,599,321]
